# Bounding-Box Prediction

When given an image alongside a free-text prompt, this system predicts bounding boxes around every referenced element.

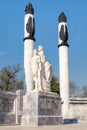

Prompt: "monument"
[24,3,35,92]
[1,2,87,125]
[58,12,70,119]
[32,46,52,92]
[21,3,63,126]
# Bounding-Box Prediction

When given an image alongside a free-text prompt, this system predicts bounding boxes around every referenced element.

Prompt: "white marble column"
[24,3,35,92]
[58,12,69,118]
[24,39,34,92]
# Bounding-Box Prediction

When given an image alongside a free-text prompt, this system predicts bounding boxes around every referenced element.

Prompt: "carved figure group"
[32,46,52,92]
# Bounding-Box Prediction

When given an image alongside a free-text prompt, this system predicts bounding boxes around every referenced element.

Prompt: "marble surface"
[21,91,63,126]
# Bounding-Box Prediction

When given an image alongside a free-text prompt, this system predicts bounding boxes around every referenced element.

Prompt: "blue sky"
[0,0,87,88]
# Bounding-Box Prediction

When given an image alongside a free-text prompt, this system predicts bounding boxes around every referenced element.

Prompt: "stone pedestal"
[21,91,63,126]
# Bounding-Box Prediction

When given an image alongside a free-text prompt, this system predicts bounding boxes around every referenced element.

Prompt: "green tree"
[51,75,60,94]
[0,65,24,91]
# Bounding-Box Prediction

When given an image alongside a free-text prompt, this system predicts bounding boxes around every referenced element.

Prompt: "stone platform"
[21,91,63,126]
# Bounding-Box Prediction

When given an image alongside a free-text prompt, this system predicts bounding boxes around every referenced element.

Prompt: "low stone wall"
[70,97,87,123]
[0,90,17,124]
[0,90,24,124]
[0,90,17,113]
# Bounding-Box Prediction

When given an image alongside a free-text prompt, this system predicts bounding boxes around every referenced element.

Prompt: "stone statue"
[32,49,43,91]
[44,58,52,92]
[44,61,52,82]
[38,45,44,57]
[38,46,52,92]
[38,46,45,89]
[32,46,52,92]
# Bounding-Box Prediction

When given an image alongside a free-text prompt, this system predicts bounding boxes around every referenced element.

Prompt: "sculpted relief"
[32,46,52,92]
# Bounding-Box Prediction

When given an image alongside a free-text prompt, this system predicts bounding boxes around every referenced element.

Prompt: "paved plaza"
[0,123,87,130]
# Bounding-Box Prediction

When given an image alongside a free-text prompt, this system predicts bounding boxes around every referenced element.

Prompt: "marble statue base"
[21,91,63,126]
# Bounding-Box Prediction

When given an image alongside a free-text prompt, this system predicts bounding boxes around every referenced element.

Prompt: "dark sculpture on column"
[58,12,69,47]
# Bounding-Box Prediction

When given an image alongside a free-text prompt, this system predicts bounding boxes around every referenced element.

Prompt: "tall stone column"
[24,3,35,92]
[58,12,69,119]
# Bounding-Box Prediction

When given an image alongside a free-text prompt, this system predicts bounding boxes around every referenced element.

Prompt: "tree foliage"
[51,75,60,94]
[0,65,24,91]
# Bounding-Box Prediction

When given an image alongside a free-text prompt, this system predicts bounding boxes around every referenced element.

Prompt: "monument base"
[21,91,63,126]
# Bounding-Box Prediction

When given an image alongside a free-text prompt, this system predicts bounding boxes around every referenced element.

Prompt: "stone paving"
[0,123,87,130]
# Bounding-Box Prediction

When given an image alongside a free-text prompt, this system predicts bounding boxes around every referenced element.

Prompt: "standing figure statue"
[38,46,52,92]
[32,49,43,91]
[32,46,52,92]
[44,57,52,92]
